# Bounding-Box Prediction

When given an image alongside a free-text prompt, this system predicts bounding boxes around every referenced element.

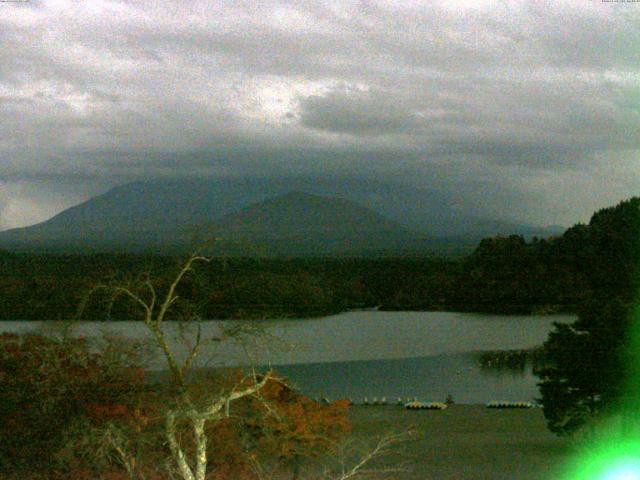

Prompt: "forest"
[0,198,633,321]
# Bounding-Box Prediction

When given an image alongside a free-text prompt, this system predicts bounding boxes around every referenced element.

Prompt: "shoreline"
[0,306,576,322]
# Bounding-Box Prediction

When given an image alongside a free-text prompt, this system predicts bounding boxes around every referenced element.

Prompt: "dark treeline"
[0,254,460,320]
[453,197,638,314]
[0,198,636,320]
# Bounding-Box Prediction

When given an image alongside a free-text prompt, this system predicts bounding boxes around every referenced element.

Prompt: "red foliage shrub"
[0,333,146,474]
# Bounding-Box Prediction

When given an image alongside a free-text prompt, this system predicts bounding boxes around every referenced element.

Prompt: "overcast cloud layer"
[1,0,639,230]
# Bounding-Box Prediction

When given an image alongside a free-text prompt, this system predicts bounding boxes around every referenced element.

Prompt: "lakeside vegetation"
[475,347,547,374]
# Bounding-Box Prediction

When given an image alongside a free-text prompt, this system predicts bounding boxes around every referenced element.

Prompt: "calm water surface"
[1,311,574,403]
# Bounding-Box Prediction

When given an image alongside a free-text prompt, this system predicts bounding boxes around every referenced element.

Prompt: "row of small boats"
[405,401,448,410]
[485,401,535,409]
[317,397,536,410]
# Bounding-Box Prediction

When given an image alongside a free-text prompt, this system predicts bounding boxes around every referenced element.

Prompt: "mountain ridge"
[0,179,559,255]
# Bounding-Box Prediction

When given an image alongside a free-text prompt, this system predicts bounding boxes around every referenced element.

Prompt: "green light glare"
[562,206,640,479]
[601,464,640,480]
[559,304,640,480]
[624,306,640,415]
[562,439,640,480]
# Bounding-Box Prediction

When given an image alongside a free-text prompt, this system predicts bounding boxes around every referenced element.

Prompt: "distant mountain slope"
[0,177,558,255]
[217,191,407,238]
[0,187,424,255]
[208,191,423,255]
[0,179,271,236]
[0,179,275,251]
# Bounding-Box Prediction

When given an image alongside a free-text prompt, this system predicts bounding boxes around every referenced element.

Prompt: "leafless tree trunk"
[85,253,276,480]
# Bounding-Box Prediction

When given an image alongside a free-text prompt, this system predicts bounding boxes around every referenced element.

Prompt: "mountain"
[218,191,406,237]
[0,179,275,252]
[0,178,557,255]
[207,191,424,256]
[0,188,425,255]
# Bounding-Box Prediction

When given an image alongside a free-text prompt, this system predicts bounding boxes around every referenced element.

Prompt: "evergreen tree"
[537,198,640,435]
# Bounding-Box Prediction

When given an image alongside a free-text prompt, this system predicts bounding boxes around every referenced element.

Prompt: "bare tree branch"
[156,255,210,326]
[112,286,153,320]
[166,412,196,480]
[318,430,415,480]
[180,322,203,377]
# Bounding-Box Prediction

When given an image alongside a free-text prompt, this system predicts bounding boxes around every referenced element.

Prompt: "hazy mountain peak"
[0,178,555,255]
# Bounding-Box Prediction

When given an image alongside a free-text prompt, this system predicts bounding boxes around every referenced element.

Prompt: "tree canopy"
[537,198,640,435]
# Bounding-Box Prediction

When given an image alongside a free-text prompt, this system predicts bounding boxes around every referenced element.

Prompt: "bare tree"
[80,253,279,480]
[324,431,414,480]
[79,253,414,480]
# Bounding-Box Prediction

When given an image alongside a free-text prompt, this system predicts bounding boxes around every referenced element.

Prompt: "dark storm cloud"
[298,86,423,135]
[0,0,639,229]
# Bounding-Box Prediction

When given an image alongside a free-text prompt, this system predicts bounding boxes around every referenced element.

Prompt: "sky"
[1,0,639,231]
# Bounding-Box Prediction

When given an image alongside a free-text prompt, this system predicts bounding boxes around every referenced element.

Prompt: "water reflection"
[475,348,548,375]
[275,353,544,404]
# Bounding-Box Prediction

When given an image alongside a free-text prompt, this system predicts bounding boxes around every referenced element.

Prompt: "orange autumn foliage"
[254,379,351,458]
[202,373,351,479]
[0,333,349,480]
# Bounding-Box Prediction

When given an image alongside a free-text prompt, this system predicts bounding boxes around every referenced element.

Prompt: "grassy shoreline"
[348,404,573,480]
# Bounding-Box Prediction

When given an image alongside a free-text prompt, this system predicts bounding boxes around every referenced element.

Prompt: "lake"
[0,311,574,403]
